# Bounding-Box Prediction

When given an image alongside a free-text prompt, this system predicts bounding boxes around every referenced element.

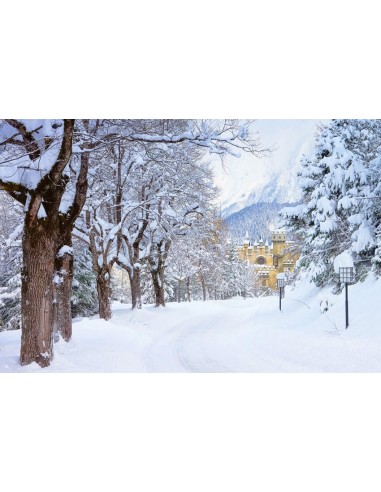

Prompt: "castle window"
[256,256,266,265]
[273,256,279,267]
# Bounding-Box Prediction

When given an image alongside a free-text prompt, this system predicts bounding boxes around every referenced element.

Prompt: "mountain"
[224,201,297,245]
[211,119,325,217]
[211,119,327,242]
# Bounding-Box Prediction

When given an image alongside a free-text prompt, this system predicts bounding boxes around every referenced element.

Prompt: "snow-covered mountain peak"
[211,119,327,216]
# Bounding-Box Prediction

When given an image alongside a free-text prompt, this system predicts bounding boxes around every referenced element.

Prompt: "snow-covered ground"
[1,274,381,372]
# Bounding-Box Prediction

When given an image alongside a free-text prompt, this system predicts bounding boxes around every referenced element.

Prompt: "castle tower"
[242,230,250,255]
[271,230,286,269]
[271,230,286,256]
[258,236,264,252]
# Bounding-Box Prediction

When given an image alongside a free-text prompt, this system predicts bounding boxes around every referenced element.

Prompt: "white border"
[2,2,381,491]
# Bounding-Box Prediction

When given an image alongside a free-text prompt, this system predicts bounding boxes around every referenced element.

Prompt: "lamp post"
[339,267,354,329]
[277,273,285,311]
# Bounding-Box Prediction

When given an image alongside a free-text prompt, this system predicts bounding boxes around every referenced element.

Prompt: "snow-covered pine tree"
[71,239,98,318]
[140,261,156,305]
[222,240,243,298]
[0,242,22,331]
[0,194,23,331]
[281,119,381,287]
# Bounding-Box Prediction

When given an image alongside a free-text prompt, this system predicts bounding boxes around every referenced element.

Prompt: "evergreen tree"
[71,240,98,318]
[0,254,22,331]
[281,119,381,287]
[0,194,23,331]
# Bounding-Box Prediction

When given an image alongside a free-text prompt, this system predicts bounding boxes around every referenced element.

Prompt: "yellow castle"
[237,230,299,290]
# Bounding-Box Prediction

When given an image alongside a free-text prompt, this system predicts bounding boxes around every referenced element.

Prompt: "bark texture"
[148,240,170,308]
[186,276,191,302]
[200,274,207,302]
[1,119,93,367]
[129,269,142,309]
[97,270,112,320]
[177,279,182,303]
[151,268,165,307]
[54,245,74,341]
[21,223,58,366]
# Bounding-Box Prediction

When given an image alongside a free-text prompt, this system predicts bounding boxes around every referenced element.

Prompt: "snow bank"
[1,274,381,372]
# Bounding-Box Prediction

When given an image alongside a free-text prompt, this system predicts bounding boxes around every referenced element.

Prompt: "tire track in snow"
[137,300,310,372]
[174,316,235,373]
[144,312,235,372]
[143,323,189,372]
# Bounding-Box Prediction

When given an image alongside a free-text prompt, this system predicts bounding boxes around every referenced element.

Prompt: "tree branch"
[4,120,42,160]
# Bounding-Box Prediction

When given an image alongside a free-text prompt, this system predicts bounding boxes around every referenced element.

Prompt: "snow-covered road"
[2,274,381,372]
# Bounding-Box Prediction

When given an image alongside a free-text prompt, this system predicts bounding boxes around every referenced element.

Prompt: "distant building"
[237,230,299,290]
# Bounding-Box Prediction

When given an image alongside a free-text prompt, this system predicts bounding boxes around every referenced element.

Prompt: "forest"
[0,119,267,367]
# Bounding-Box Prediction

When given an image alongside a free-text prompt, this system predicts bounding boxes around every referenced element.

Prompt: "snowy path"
[1,276,381,372]
[143,309,236,372]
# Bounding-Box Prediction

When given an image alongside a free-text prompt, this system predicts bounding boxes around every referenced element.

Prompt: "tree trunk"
[148,240,170,308]
[186,276,191,302]
[200,273,207,301]
[97,270,112,320]
[151,268,165,307]
[177,279,182,303]
[54,238,74,341]
[20,223,58,367]
[129,268,142,309]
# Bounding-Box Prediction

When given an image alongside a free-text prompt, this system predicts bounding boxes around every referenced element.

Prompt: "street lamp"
[277,273,285,311]
[339,267,355,329]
